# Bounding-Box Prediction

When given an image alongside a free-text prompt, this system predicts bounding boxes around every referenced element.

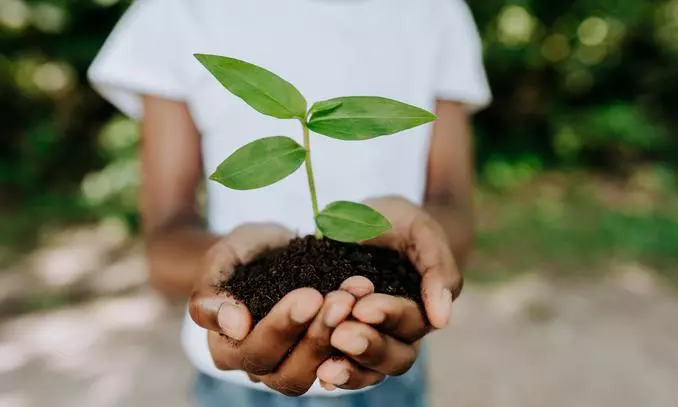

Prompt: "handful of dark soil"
[218,236,423,323]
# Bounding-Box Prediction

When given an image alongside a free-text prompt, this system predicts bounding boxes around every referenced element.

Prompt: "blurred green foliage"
[0,0,677,254]
[469,0,678,185]
[473,176,678,283]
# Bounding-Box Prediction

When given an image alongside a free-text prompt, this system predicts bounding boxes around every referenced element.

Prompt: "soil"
[218,235,423,323]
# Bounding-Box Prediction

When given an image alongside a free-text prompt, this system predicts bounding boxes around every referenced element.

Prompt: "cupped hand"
[189,224,359,396]
[317,196,464,390]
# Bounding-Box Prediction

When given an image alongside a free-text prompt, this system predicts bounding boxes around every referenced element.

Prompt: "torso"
[179,0,442,236]
[180,0,443,395]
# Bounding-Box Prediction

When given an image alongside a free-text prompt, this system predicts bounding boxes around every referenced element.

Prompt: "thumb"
[189,239,253,340]
[421,270,454,329]
[189,224,294,340]
[413,225,462,329]
[189,288,253,341]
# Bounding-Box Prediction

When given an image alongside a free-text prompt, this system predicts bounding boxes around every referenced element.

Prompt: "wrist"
[423,201,473,272]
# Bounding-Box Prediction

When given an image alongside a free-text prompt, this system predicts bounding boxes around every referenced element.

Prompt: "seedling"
[195,54,436,242]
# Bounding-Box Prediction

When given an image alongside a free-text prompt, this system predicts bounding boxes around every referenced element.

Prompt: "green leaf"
[308,99,343,117]
[316,201,392,242]
[209,136,306,190]
[194,54,307,119]
[307,96,437,140]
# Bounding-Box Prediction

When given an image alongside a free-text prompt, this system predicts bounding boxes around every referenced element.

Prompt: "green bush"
[470,0,677,180]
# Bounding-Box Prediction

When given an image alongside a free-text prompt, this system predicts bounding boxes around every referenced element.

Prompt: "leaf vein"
[224,67,295,116]
[319,212,386,228]
[224,147,305,179]
[310,115,431,123]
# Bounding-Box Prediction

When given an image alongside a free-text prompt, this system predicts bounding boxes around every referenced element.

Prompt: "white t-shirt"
[89,0,490,397]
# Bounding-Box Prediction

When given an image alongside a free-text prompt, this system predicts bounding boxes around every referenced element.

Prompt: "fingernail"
[357,308,385,325]
[341,334,369,356]
[324,303,345,328]
[438,288,452,326]
[340,277,374,298]
[331,368,349,385]
[218,302,246,340]
[323,363,350,385]
[291,300,317,324]
[320,381,337,391]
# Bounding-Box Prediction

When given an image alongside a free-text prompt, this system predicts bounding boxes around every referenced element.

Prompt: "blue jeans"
[193,356,428,407]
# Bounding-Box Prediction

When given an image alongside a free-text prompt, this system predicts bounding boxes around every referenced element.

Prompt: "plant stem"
[300,120,323,239]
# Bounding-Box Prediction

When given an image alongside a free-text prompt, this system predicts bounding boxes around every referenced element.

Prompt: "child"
[89,0,490,405]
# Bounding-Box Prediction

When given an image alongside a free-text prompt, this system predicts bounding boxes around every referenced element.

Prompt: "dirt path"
[2,269,677,407]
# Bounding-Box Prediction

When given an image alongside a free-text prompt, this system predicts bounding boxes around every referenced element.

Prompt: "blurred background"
[0,0,677,406]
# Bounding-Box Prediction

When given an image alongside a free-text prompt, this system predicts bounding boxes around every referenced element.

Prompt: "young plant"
[195,54,436,243]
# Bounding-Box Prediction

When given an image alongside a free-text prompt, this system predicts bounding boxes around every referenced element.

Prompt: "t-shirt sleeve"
[88,0,195,119]
[435,0,492,113]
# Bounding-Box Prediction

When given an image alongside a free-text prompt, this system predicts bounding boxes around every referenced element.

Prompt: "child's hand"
[189,224,358,397]
[317,290,427,390]
[317,196,464,389]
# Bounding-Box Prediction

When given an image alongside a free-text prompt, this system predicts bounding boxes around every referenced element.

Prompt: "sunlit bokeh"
[0,0,30,31]
[541,34,570,62]
[578,17,609,47]
[496,5,537,46]
[30,2,67,34]
[655,0,678,52]
[32,61,74,94]
[93,0,120,7]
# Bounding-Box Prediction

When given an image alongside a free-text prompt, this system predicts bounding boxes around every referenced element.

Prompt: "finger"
[352,294,429,343]
[238,287,323,375]
[361,200,460,329]
[340,276,375,299]
[409,220,460,329]
[317,358,385,390]
[323,291,357,329]
[189,268,253,341]
[420,264,460,330]
[262,291,356,397]
[419,237,463,329]
[331,321,417,376]
[319,380,336,391]
[207,330,242,371]
[189,239,244,334]
[189,223,294,337]
[190,292,253,340]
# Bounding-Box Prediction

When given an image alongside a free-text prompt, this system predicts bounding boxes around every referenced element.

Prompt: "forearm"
[424,196,474,272]
[145,218,220,298]
[423,101,475,272]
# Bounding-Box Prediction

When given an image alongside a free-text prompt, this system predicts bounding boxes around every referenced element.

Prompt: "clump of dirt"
[219,235,422,323]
